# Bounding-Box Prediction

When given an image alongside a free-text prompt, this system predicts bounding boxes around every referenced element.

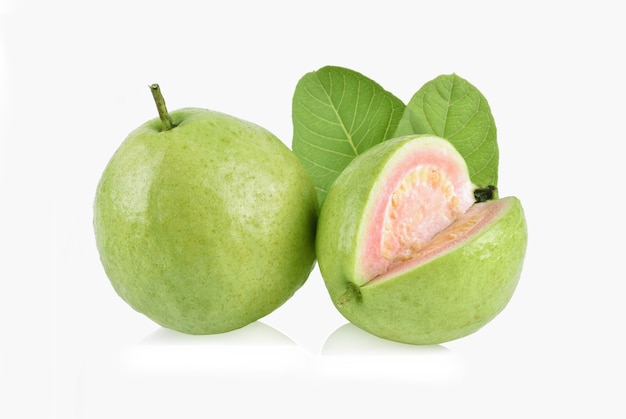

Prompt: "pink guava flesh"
[360,145,477,281]
[372,199,509,283]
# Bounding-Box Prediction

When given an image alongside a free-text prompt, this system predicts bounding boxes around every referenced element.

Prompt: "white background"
[2,0,625,417]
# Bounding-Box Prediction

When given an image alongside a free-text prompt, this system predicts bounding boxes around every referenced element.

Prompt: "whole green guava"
[93,85,318,334]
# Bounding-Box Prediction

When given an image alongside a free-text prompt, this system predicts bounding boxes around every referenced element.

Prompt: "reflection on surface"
[77,322,463,418]
[139,320,296,347]
[321,323,463,382]
[323,323,450,354]
[77,321,313,418]
[123,321,306,375]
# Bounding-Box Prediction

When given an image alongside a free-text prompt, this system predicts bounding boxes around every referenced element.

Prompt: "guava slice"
[316,134,527,345]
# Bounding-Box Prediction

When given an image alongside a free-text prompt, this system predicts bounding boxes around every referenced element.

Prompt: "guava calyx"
[473,185,498,203]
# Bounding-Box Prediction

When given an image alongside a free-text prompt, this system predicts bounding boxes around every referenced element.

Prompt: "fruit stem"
[149,83,175,131]
[336,283,361,307]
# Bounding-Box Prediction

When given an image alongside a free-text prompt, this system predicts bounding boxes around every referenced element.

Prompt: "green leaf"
[394,74,498,188]
[292,66,405,206]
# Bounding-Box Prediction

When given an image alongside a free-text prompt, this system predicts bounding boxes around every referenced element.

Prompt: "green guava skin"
[94,108,318,334]
[316,135,527,345]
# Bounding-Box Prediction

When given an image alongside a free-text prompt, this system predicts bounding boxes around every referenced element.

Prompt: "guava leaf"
[394,74,498,187]
[292,66,405,206]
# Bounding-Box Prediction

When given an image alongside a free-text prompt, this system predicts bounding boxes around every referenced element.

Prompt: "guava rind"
[316,135,527,345]
[94,108,318,334]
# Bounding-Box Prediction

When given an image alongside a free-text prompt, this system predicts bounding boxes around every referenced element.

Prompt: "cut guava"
[316,134,527,344]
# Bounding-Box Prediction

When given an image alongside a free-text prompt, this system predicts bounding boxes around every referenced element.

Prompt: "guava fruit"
[316,134,527,345]
[93,85,318,335]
